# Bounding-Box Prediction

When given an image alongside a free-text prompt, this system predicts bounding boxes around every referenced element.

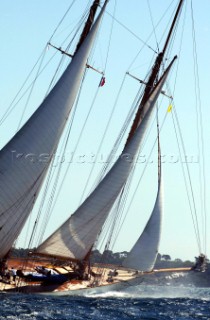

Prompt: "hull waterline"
[1,264,210,296]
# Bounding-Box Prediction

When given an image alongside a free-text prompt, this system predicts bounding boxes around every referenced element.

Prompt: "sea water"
[0,286,210,319]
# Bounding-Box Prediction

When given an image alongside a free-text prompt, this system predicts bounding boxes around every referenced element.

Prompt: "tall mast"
[74,0,108,55]
[126,0,184,145]
[0,0,108,261]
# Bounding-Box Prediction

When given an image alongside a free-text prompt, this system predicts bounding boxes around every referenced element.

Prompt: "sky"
[1,0,210,262]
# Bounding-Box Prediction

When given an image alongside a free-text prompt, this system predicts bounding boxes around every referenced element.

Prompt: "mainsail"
[0,2,107,259]
[36,57,176,261]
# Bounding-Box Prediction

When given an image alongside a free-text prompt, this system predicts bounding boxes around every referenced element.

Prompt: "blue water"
[1,286,210,319]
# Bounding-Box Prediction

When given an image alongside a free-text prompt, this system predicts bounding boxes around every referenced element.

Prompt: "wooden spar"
[155,267,192,273]
[48,43,104,75]
[126,71,146,84]
[74,0,101,55]
[162,0,185,58]
[49,0,109,72]
[126,72,173,99]
[125,0,184,145]
[48,43,73,58]
[30,251,80,263]
[48,0,103,57]
[30,249,95,264]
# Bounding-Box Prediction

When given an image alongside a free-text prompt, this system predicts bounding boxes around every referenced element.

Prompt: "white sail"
[36,61,174,261]
[0,4,106,259]
[122,173,163,271]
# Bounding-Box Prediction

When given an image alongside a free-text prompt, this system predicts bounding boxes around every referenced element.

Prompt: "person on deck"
[191,254,206,271]
[10,267,17,282]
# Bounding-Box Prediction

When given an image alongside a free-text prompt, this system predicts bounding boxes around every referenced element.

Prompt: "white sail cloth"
[0,5,106,259]
[122,175,163,271]
[36,63,173,261]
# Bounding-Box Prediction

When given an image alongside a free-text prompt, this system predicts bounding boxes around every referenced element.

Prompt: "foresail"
[0,4,106,259]
[36,60,174,261]
[122,175,163,271]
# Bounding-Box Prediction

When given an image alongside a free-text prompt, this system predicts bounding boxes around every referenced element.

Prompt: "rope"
[49,0,77,42]
[161,25,203,253]
[36,75,102,241]
[28,0,115,244]
[110,104,167,247]
[127,0,182,72]
[104,9,157,54]
[79,74,131,202]
[190,0,207,255]
[1,194,37,251]
[100,188,126,254]
[103,0,116,72]
[94,98,167,255]
[3,1,106,247]
[95,81,146,184]
[16,48,48,131]
[147,0,160,53]
[155,1,203,253]
[171,107,202,253]
[110,170,136,250]
[94,193,123,257]
[33,0,114,237]
[163,0,205,254]
[0,46,48,126]
[0,0,89,127]
[28,158,55,247]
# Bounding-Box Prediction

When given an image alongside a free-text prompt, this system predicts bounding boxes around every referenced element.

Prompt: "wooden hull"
[42,267,210,296]
[1,263,210,296]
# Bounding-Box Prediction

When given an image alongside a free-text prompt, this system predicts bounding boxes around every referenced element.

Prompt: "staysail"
[36,58,176,261]
[122,136,163,271]
[0,2,107,259]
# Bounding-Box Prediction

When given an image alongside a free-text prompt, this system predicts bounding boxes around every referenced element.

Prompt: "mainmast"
[126,0,184,145]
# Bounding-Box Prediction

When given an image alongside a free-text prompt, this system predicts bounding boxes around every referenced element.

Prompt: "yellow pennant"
[167,104,172,112]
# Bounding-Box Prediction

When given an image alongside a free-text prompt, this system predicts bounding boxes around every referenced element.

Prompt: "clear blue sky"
[1,0,210,261]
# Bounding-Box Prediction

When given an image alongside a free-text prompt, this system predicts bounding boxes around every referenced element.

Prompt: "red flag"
[99,76,105,87]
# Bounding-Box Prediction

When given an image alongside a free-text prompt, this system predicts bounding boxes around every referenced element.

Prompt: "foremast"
[0,0,107,261]
[75,0,107,54]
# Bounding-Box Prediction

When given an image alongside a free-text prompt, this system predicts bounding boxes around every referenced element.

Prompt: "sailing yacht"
[0,0,208,295]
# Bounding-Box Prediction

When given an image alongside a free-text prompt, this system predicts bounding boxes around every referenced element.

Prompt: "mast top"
[74,0,109,55]
[125,0,184,145]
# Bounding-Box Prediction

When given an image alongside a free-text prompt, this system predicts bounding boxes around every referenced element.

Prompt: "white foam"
[85,285,210,300]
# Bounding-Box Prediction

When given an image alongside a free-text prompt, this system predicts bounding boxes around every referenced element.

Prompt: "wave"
[85,284,210,300]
